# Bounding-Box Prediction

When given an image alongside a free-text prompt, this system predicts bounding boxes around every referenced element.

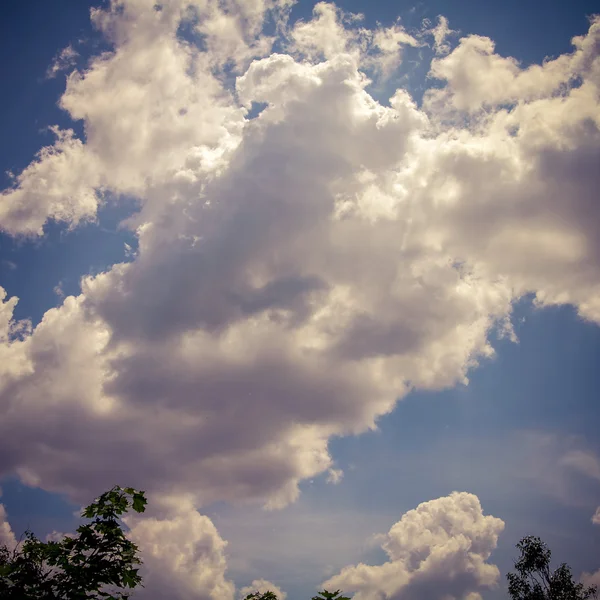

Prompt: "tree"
[507,535,597,600]
[0,485,147,600]
[311,592,351,600]
[243,590,351,600]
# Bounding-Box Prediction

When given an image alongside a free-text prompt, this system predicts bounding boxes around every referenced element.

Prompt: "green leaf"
[0,484,147,600]
[132,492,147,513]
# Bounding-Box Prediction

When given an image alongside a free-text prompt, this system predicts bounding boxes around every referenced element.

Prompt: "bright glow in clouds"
[0,0,599,597]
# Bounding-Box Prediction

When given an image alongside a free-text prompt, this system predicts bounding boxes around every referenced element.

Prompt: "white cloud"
[0,493,234,600]
[238,579,287,599]
[123,503,235,600]
[289,3,420,78]
[425,16,600,114]
[560,450,600,481]
[429,15,454,55]
[323,492,505,600]
[593,507,600,525]
[290,2,352,60]
[0,0,274,236]
[0,128,101,235]
[327,468,344,484]
[0,4,599,595]
[45,530,69,543]
[47,44,79,79]
[0,504,17,549]
[0,1,517,510]
[367,23,421,78]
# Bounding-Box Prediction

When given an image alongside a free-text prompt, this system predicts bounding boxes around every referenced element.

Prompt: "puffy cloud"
[425,15,600,114]
[0,289,31,384]
[238,579,287,599]
[0,0,282,237]
[323,492,505,600]
[290,2,354,61]
[0,491,233,600]
[0,128,101,235]
[0,503,17,549]
[123,503,235,600]
[366,24,421,78]
[0,40,512,509]
[0,0,598,570]
[593,507,600,525]
[289,3,420,77]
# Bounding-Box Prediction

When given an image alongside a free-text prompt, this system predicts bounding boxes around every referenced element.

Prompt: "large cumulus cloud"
[0,0,599,596]
[123,501,235,600]
[0,0,527,511]
[322,492,505,600]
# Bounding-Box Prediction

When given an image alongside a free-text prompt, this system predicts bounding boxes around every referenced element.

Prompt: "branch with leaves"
[0,485,147,600]
[507,535,597,600]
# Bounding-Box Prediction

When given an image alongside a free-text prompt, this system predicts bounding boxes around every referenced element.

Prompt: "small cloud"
[54,281,65,299]
[239,579,287,600]
[366,531,388,548]
[124,242,136,259]
[593,507,600,525]
[428,15,455,55]
[560,450,600,481]
[1,260,17,271]
[326,468,344,484]
[45,530,69,543]
[46,44,79,79]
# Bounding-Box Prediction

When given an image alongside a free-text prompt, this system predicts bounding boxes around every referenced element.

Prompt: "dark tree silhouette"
[507,535,597,600]
[0,485,147,600]
[244,590,350,600]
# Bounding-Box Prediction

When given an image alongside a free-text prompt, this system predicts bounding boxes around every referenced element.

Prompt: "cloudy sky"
[1,0,600,598]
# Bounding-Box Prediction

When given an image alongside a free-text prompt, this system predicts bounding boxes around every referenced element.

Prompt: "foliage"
[243,589,351,600]
[311,591,351,600]
[0,485,147,600]
[507,535,597,600]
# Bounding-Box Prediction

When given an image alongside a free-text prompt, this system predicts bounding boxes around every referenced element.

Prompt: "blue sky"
[1,1,600,599]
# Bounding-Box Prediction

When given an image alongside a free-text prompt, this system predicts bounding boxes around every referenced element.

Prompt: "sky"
[0,0,600,599]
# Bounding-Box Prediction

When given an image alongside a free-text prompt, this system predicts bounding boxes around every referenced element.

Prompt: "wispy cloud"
[46,44,79,79]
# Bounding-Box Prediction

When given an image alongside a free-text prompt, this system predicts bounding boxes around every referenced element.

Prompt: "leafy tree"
[311,591,351,600]
[243,589,350,600]
[507,535,597,600]
[0,485,147,600]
